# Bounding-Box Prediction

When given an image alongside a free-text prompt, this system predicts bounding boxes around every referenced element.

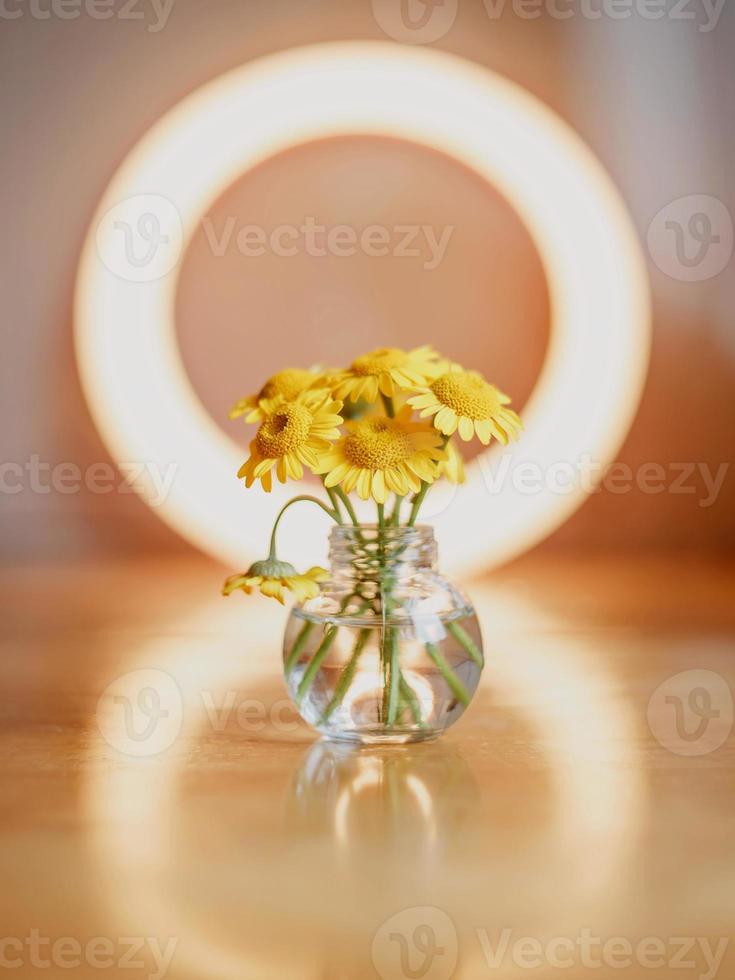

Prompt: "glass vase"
[283,524,483,744]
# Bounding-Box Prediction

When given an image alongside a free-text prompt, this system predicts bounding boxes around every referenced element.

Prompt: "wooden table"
[1,555,733,979]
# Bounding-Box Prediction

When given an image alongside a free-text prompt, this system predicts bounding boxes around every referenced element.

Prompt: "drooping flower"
[238,392,343,491]
[329,346,442,404]
[315,406,445,503]
[229,368,322,423]
[408,365,522,445]
[223,559,328,604]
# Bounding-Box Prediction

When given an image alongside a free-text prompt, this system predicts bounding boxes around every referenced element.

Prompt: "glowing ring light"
[75,42,650,575]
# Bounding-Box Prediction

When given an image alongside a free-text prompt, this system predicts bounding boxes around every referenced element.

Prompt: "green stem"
[407,435,449,527]
[399,675,426,727]
[389,495,404,526]
[333,487,359,526]
[374,505,396,724]
[295,596,372,703]
[268,495,339,559]
[425,642,469,706]
[321,627,371,722]
[324,483,344,524]
[381,394,395,418]
[284,620,315,676]
[297,626,338,702]
[407,483,430,527]
[386,627,401,725]
[446,621,484,667]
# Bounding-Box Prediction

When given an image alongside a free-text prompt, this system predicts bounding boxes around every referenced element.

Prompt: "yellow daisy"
[408,365,523,445]
[330,346,442,403]
[223,560,328,604]
[315,406,445,504]
[229,367,321,423]
[238,391,343,492]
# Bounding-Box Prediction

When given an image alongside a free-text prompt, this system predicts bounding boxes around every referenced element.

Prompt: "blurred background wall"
[1,0,733,563]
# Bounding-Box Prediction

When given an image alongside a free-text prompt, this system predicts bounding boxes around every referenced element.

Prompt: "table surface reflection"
[1,554,733,979]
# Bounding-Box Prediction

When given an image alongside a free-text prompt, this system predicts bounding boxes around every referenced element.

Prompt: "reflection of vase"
[283,525,484,743]
[286,739,480,864]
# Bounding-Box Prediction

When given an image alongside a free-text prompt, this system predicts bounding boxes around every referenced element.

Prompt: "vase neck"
[328,524,437,587]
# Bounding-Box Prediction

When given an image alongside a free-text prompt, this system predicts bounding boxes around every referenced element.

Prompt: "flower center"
[255,403,312,458]
[350,348,406,377]
[343,418,413,469]
[430,371,501,420]
[259,368,314,401]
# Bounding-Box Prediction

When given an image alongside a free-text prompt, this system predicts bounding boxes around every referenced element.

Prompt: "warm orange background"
[1,0,733,563]
[2,11,735,975]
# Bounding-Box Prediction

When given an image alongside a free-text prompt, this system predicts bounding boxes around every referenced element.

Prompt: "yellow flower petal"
[434,407,458,435]
[260,579,286,603]
[378,372,395,397]
[385,468,409,495]
[399,463,422,494]
[356,469,372,500]
[372,469,387,503]
[323,462,352,487]
[286,577,310,602]
[364,377,380,403]
[474,419,492,445]
[222,574,255,596]
[488,420,509,445]
[408,392,436,410]
[229,396,257,420]
[254,457,276,478]
[343,468,360,494]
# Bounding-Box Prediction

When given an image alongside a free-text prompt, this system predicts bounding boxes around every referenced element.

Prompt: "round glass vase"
[283,524,483,744]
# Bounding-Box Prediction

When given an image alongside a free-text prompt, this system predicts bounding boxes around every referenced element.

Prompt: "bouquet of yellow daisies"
[223,345,522,740]
[223,345,521,605]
